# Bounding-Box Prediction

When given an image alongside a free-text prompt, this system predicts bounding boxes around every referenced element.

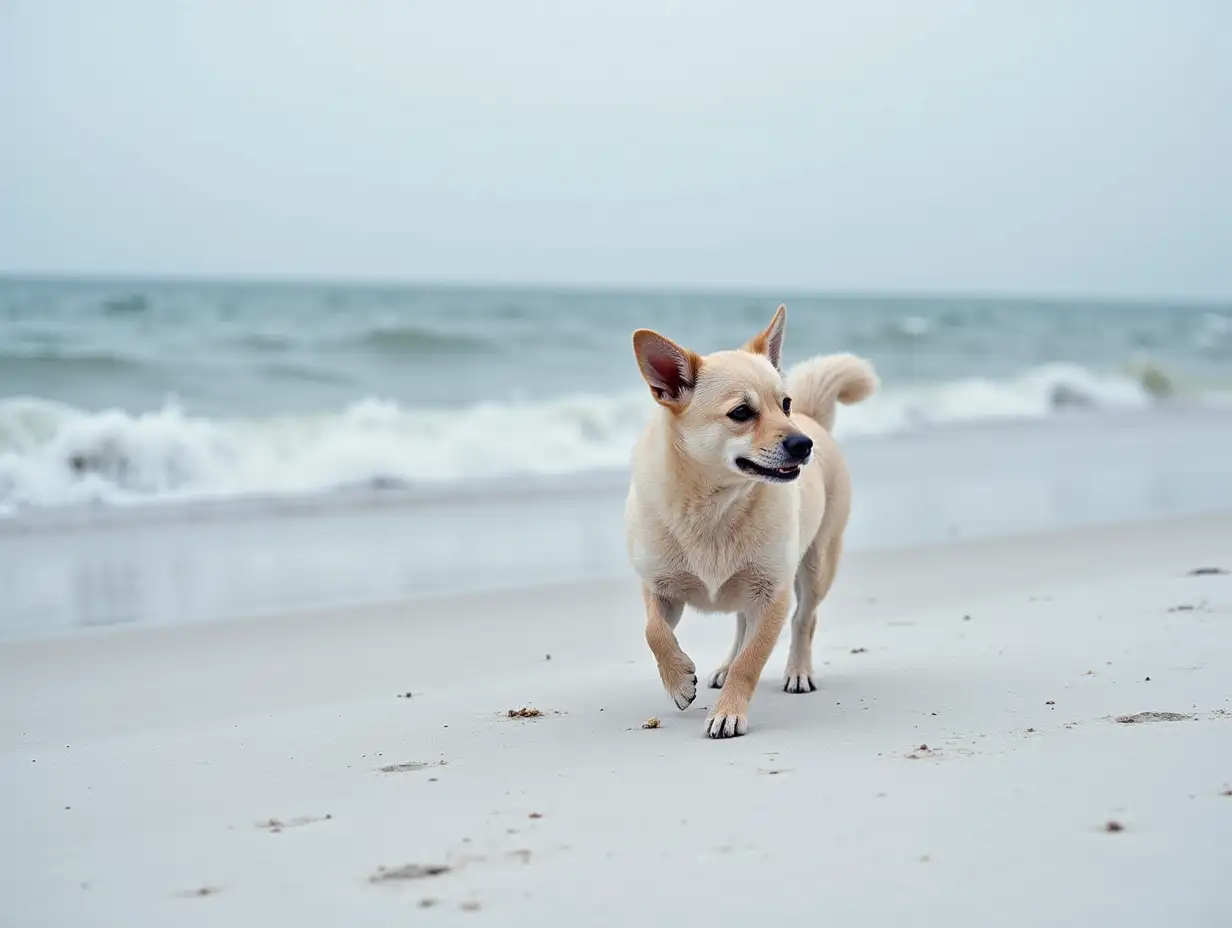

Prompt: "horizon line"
[1,268,1229,309]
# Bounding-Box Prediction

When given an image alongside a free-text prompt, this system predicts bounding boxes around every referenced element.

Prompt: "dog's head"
[632,305,813,484]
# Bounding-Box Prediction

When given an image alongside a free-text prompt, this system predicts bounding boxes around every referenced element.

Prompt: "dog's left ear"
[744,304,786,370]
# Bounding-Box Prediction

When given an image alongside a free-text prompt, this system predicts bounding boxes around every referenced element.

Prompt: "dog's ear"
[633,329,700,408]
[744,304,786,370]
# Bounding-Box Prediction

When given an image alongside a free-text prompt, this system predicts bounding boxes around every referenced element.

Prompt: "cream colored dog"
[625,305,877,738]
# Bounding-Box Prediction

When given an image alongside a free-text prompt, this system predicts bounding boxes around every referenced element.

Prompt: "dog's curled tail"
[786,354,879,431]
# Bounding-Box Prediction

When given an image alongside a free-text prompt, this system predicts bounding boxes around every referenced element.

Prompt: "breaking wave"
[0,363,1205,515]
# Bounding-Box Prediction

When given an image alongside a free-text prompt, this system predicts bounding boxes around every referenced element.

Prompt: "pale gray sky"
[2,1,1230,298]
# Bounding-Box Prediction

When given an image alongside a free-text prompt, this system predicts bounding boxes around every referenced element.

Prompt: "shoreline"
[4,408,1232,642]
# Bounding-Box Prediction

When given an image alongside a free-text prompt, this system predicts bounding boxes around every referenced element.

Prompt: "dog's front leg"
[642,587,696,710]
[706,589,790,738]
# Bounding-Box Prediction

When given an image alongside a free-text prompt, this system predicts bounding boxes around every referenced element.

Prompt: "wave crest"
[0,363,1188,514]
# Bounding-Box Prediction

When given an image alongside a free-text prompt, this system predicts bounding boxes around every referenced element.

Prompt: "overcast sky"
[2,1,1230,298]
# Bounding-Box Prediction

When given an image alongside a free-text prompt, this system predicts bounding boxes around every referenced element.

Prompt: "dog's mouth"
[735,457,801,483]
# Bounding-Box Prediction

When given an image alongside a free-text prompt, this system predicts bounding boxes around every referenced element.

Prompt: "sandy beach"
[3,511,1230,926]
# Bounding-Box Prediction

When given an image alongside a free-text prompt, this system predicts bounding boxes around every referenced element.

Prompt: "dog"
[624,305,877,738]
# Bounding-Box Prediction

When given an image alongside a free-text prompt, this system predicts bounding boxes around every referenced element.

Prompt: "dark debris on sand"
[507,707,544,718]
[379,760,447,774]
[369,864,452,884]
[176,886,221,899]
[1115,711,1193,724]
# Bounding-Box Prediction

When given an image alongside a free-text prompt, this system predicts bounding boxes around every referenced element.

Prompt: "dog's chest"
[682,543,747,603]
[630,482,794,610]
[650,535,770,613]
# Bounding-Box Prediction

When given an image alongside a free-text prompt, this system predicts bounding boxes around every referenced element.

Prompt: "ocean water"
[2,277,1230,518]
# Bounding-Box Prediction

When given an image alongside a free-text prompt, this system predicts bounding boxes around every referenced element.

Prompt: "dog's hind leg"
[706,612,748,689]
[783,536,843,693]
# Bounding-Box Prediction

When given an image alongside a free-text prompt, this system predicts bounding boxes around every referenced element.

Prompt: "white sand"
[3,512,1231,926]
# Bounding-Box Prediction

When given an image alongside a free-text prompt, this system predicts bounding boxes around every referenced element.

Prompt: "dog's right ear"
[745,304,786,370]
[632,329,700,408]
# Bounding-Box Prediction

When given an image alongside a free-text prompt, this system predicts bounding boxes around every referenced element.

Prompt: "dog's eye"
[727,404,755,422]
[782,397,792,415]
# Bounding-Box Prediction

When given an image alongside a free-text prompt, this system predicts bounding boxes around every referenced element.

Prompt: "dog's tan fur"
[625,305,878,738]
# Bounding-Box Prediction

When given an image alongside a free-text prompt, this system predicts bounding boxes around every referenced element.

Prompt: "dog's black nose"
[782,434,813,461]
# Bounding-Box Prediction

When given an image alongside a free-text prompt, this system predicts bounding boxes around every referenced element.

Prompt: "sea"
[3,276,1230,519]
[5,276,1232,637]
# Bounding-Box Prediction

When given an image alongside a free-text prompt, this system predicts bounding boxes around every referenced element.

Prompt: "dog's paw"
[660,655,698,710]
[783,671,816,694]
[705,709,748,739]
[669,673,698,710]
[706,666,728,689]
[705,692,749,738]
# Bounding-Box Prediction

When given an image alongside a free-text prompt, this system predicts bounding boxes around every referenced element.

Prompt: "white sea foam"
[0,363,1181,515]
[897,315,931,337]
[1196,312,1232,350]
